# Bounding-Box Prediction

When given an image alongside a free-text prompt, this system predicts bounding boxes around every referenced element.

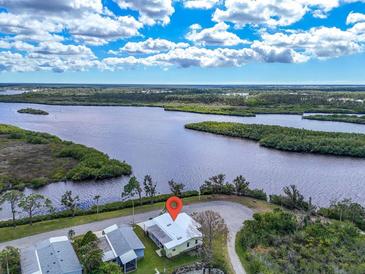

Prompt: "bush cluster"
[238,209,365,273]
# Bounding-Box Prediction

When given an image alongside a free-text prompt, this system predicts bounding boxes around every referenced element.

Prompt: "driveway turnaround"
[0,200,253,274]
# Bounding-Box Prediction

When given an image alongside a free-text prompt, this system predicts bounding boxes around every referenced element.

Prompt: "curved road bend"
[0,201,253,274]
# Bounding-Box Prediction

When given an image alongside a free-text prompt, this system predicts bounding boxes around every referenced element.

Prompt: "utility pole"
[132,199,135,225]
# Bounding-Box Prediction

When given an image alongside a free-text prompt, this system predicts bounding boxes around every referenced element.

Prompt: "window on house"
[172,248,176,252]
[195,240,198,244]
[187,242,190,247]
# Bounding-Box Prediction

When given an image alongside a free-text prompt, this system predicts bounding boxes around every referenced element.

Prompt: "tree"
[168,179,185,197]
[283,185,308,210]
[319,199,365,230]
[143,175,157,204]
[202,174,226,194]
[61,191,80,217]
[0,190,23,227]
[192,211,228,273]
[97,262,123,274]
[93,195,101,214]
[73,231,102,274]
[301,197,317,227]
[233,175,250,196]
[122,177,139,224]
[0,246,20,274]
[18,194,52,225]
[134,178,143,206]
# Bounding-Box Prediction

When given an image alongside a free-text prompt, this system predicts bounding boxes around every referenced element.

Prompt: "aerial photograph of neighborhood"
[1,0,365,274]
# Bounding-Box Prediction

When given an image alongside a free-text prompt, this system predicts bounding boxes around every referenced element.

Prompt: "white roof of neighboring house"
[139,212,202,249]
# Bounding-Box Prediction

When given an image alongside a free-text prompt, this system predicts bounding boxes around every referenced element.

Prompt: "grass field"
[0,195,274,243]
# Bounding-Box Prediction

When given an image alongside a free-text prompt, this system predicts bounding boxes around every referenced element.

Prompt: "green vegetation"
[17,108,49,115]
[0,194,271,243]
[319,198,365,230]
[0,246,20,274]
[269,185,310,211]
[200,174,267,201]
[185,121,365,158]
[3,86,365,115]
[165,104,255,117]
[134,226,199,273]
[304,114,365,124]
[236,209,365,274]
[0,124,131,193]
[73,231,103,273]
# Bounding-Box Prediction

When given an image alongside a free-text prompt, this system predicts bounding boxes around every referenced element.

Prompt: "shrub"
[246,188,267,201]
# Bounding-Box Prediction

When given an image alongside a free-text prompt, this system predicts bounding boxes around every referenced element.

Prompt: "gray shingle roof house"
[20,236,82,274]
[99,224,145,273]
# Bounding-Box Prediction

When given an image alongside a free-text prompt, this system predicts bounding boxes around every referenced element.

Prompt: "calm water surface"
[1,103,365,219]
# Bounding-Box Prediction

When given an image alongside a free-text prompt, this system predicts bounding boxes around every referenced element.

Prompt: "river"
[1,102,365,219]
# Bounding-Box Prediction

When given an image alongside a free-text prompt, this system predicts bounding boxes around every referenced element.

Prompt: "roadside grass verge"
[0,195,272,243]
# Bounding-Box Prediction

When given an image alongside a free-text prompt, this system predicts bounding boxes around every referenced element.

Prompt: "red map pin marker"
[166,196,183,221]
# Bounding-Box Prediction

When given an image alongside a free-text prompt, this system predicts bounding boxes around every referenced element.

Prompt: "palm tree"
[93,195,101,214]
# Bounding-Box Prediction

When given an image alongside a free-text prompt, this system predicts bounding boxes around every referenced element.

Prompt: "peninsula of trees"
[185,121,365,158]
[304,114,365,124]
[0,124,131,193]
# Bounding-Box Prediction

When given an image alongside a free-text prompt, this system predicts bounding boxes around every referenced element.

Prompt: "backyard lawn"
[134,226,199,273]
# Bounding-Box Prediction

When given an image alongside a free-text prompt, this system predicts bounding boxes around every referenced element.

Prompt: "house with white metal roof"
[20,236,82,274]
[98,224,145,273]
[138,212,202,258]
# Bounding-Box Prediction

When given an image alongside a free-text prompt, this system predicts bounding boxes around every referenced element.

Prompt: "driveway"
[0,200,253,274]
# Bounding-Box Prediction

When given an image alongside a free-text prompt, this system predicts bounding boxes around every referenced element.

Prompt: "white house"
[138,212,202,258]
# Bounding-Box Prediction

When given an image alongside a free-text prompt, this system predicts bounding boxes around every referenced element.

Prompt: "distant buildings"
[20,236,82,274]
[139,212,202,258]
[98,224,145,274]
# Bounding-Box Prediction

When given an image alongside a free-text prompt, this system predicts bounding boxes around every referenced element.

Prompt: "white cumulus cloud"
[110,38,189,55]
[186,22,250,46]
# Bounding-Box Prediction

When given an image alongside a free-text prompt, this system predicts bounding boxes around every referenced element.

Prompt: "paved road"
[0,201,253,274]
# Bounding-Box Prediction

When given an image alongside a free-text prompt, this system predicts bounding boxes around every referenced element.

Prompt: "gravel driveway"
[0,200,253,274]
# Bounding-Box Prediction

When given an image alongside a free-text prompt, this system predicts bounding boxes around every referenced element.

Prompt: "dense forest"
[185,121,365,158]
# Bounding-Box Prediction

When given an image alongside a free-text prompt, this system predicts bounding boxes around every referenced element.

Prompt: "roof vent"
[177,237,182,240]
[167,223,172,227]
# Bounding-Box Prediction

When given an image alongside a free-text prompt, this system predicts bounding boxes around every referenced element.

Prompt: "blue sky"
[0,0,365,84]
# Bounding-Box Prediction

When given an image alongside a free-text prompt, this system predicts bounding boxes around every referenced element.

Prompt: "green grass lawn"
[0,195,274,243]
[134,224,234,274]
[134,226,199,273]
